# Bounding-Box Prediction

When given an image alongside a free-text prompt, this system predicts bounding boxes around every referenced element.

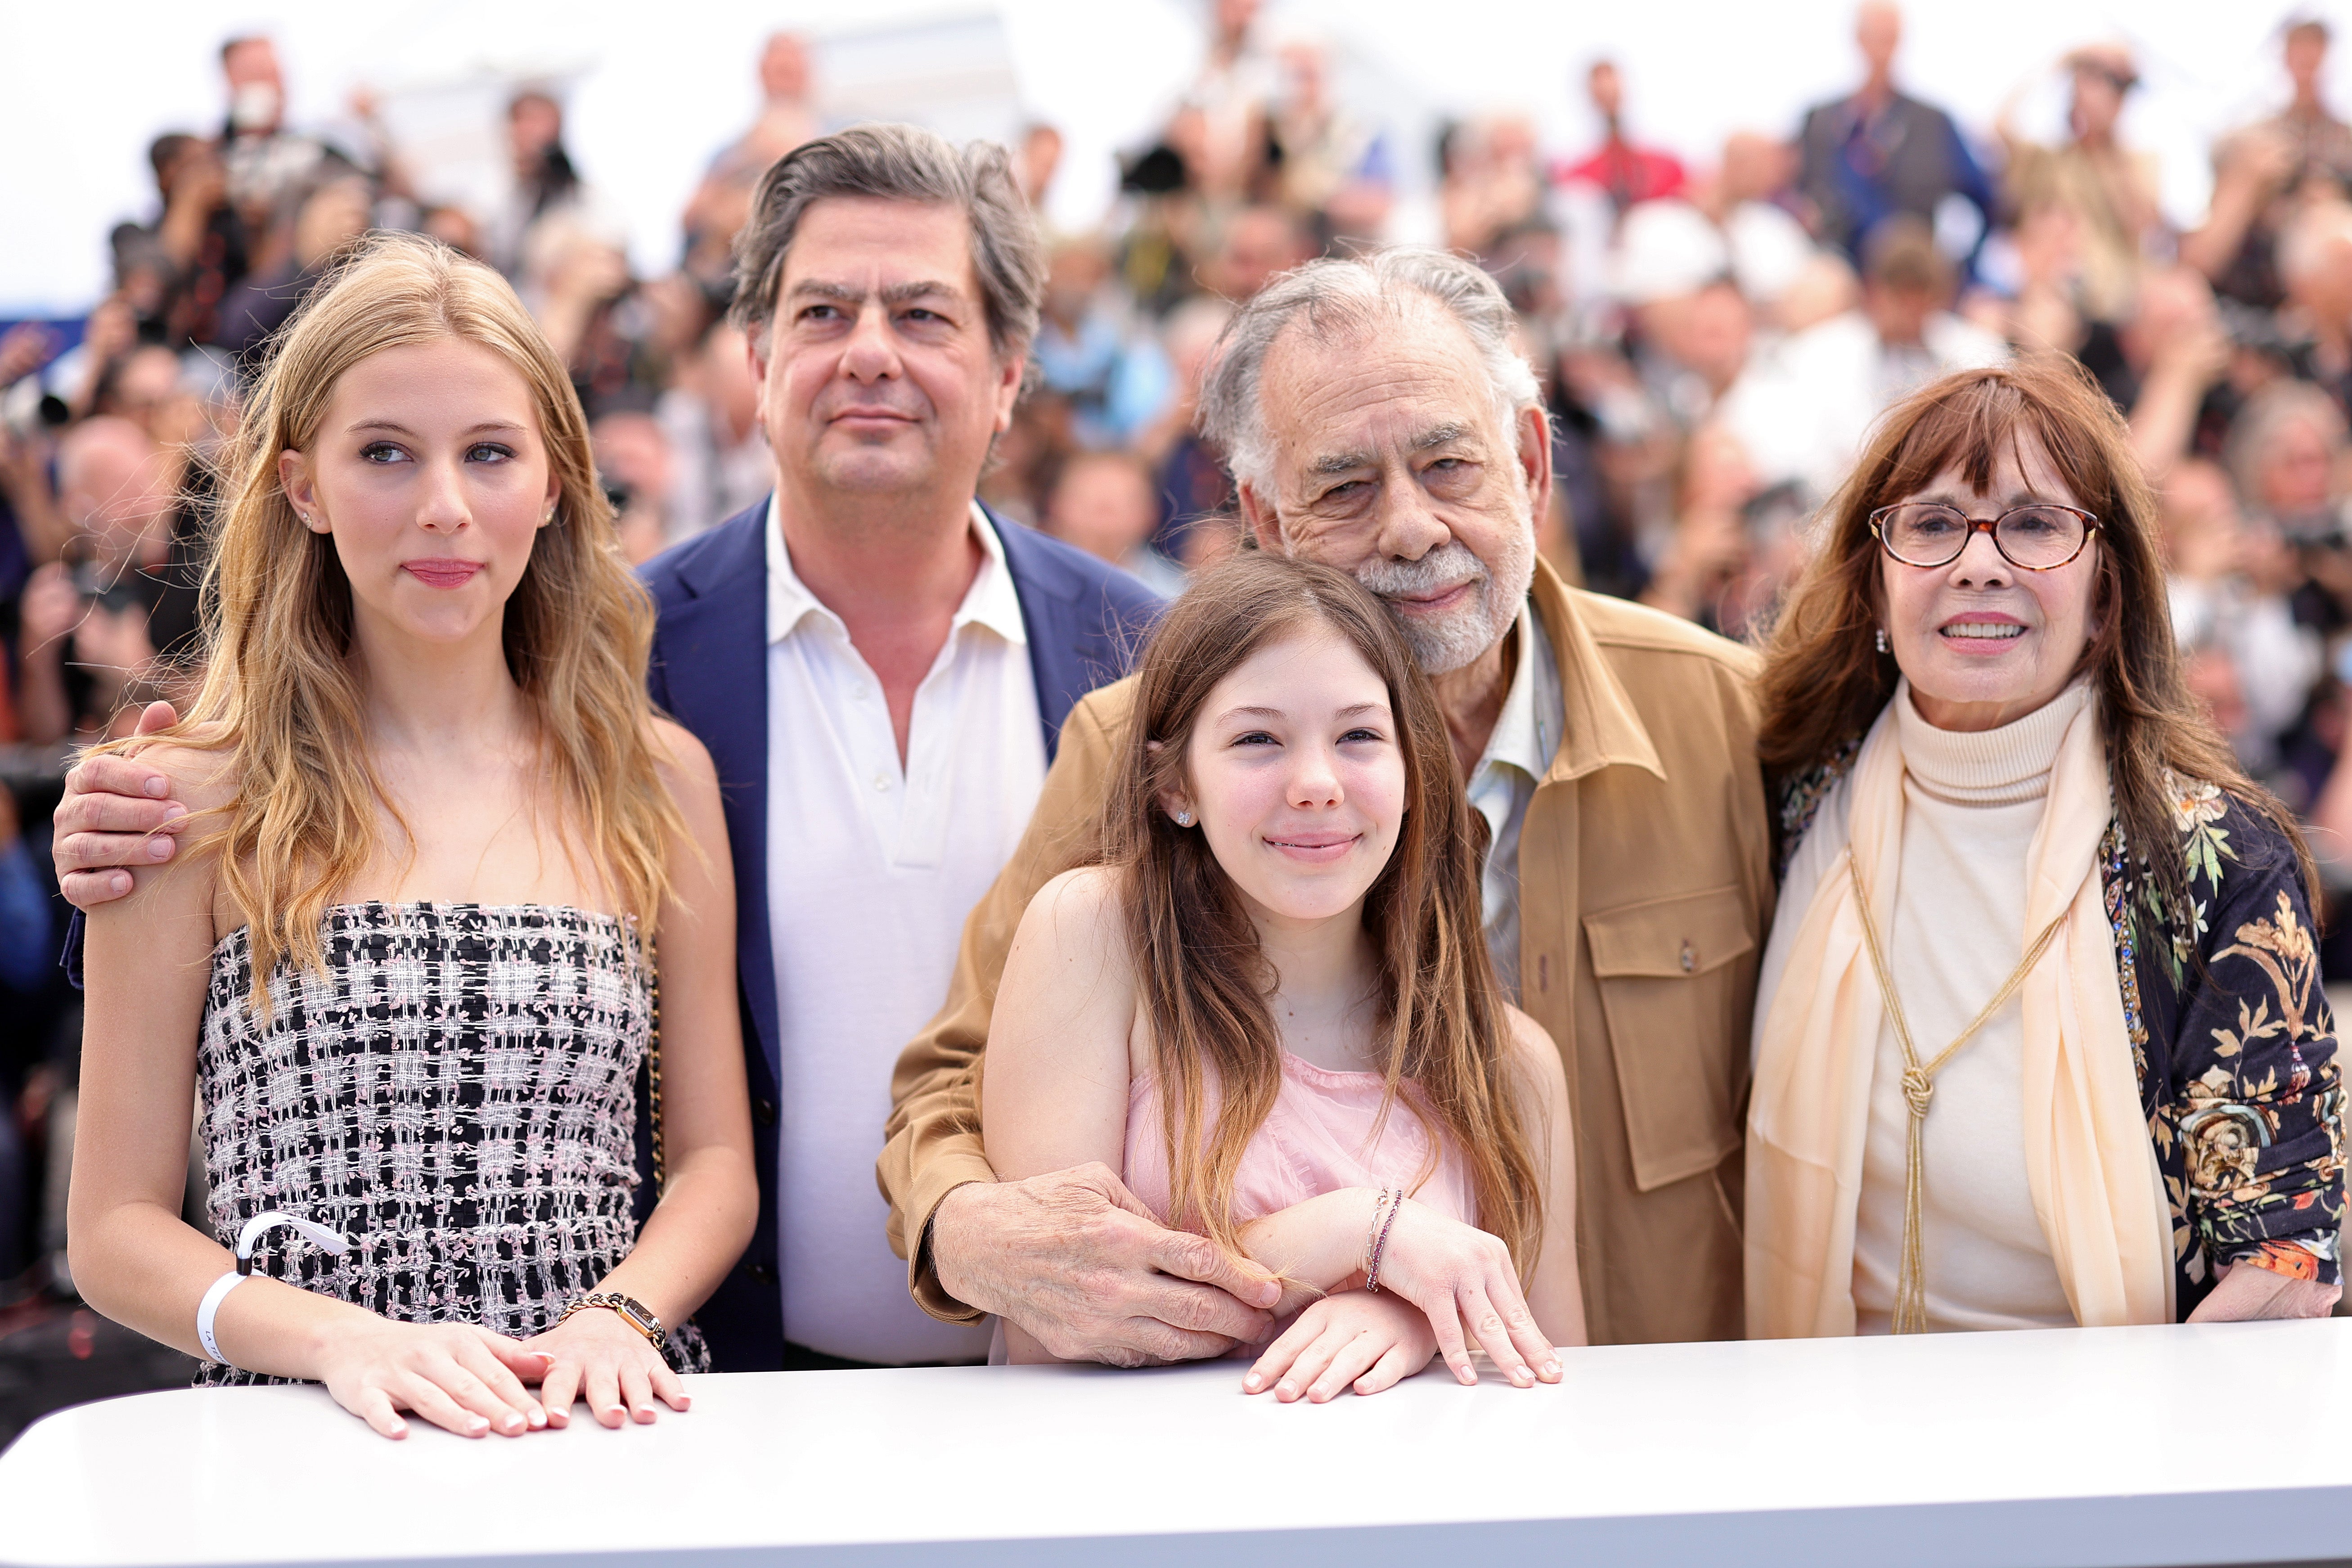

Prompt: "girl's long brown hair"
[1755,355,2317,925]
[98,232,685,993]
[1106,553,1544,1270]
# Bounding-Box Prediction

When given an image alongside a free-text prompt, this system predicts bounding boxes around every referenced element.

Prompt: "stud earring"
[1174,809,1193,827]
[1874,627,1889,654]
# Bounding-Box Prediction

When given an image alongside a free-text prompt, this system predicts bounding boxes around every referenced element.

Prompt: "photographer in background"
[13,418,188,746]
[2185,17,2352,312]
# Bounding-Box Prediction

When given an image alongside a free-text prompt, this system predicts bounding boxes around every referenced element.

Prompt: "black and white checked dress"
[193,901,707,1385]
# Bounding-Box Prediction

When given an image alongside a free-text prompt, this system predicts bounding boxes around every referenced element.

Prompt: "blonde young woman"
[68,234,758,1440]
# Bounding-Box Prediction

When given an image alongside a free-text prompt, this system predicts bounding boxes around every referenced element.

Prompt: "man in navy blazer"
[625,125,1193,1370]
[638,490,1158,1367]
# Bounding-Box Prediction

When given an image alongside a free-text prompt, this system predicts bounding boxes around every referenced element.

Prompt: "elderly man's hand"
[51,699,187,907]
[929,1164,1281,1366]
[2186,1259,2342,1322]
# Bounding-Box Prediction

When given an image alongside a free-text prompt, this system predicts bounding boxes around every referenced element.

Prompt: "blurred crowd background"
[7,0,2352,1438]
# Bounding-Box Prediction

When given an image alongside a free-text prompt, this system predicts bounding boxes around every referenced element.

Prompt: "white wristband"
[196,1271,245,1366]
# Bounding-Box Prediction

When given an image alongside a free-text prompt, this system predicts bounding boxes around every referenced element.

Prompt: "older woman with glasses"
[1746,358,2343,1338]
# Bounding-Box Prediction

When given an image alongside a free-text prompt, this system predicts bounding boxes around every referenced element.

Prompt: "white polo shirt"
[1464,605,1564,1002]
[764,497,1046,1363]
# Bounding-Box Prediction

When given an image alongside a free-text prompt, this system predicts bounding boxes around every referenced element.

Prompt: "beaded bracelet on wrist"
[1364,1189,1392,1288]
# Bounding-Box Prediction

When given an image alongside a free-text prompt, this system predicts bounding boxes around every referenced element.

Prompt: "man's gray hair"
[1197,247,1545,491]
[729,122,1044,363]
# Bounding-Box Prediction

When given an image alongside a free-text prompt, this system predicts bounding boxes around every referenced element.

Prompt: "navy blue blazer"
[638,498,1164,1370]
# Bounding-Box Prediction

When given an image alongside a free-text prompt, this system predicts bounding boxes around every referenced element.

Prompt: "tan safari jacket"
[877,558,1776,1346]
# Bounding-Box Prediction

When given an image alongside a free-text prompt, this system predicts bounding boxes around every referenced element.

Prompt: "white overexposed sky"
[0,0,2344,314]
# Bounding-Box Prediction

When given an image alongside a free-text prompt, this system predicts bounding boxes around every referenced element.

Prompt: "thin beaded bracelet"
[1360,1186,1394,1277]
[1366,1187,1404,1293]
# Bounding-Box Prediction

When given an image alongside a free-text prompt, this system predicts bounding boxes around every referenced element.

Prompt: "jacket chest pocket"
[1582,884,1757,1193]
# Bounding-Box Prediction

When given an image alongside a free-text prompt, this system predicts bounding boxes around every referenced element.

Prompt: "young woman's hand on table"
[522,1307,691,1429]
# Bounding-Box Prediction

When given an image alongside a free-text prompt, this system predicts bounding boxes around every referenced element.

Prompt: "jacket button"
[1678,939,1696,973]
[754,1097,777,1127]
[748,1260,775,1284]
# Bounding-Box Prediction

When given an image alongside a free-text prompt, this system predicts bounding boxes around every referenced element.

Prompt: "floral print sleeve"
[2117,777,2344,1306]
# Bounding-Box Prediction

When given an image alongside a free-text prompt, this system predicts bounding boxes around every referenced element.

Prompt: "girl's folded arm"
[1234,1189,1386,1307]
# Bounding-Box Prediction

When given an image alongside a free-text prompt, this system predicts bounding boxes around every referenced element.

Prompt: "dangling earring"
[1874,627,1889,655]
[1174,809,1193,827]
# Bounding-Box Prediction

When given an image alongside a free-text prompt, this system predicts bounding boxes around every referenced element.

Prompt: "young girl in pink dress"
[984,553,1583,1400]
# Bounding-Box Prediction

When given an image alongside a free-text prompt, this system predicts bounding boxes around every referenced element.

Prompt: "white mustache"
[1352,543,1489,602]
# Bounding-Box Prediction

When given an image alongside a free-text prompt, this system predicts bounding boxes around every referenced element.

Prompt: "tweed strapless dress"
[192,901,706,1385]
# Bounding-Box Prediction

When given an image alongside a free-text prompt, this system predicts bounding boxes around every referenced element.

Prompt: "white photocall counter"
[1,1318,2348,1568]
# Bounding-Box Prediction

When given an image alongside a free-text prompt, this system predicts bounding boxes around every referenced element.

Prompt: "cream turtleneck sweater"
[1844,678,2094,1333]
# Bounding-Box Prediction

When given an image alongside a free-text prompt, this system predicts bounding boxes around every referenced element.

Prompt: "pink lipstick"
[404,558,484,589]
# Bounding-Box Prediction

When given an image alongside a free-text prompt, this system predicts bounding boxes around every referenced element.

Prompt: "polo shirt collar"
[765,495,1029,650]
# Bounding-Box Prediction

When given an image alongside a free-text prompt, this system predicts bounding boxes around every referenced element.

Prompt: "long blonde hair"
[106,232,683,988]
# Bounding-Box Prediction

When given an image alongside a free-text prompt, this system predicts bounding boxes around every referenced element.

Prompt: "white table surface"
[1,1319,2347,1568]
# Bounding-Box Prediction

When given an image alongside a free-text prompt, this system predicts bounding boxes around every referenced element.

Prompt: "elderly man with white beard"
[881,247,1775,1357]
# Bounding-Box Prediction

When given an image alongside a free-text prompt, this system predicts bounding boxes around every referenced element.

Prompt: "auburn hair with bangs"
[1755,356,2316,926]
[1104,553,1545,1273]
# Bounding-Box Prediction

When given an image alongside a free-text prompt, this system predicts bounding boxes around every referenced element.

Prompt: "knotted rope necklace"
[1846,857,2067,1334]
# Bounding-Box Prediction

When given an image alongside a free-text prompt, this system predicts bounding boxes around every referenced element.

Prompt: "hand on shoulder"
[52,700,208,907]
[74,730,239,913]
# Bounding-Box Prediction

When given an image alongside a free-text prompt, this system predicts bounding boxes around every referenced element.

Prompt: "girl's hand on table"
[523,1307,689,1429]
[314,1319,551,1440]
[1243,1289,1436,1401]
[1372,1200,1561,1389]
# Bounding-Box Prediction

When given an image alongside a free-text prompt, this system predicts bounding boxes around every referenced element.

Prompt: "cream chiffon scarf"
[1745,690,2174,1337]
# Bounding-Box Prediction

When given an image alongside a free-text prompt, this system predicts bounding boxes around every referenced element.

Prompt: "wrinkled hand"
[1369,1199,1560,1389]
[930,1165,1281,1367]
[2186,1260,2342,1323]
[51,699,186,907]
[1244,1289,1438,1402]
[522,1307,688,1430]
[314,1318,551,1441]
